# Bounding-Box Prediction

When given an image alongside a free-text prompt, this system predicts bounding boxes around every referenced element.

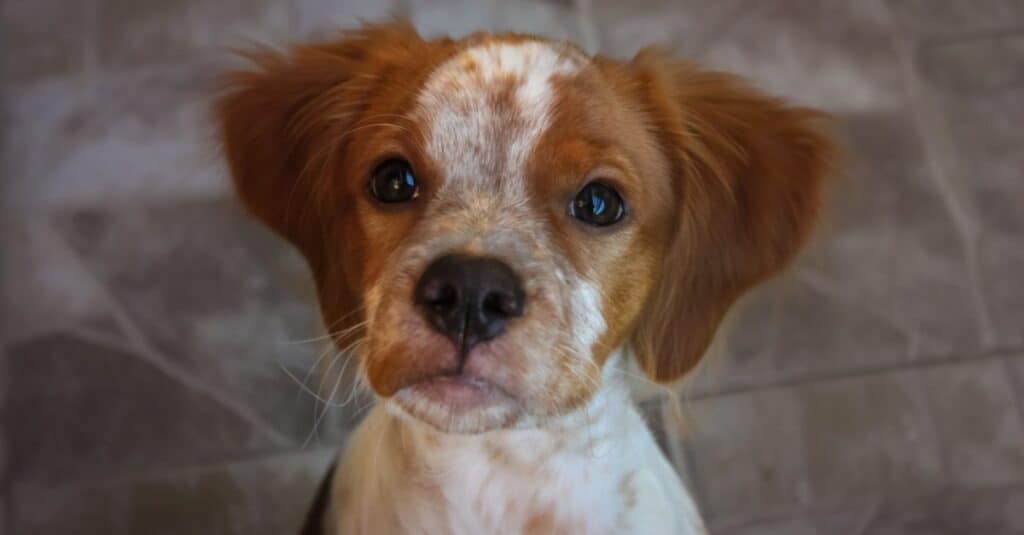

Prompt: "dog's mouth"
[390,371,524,432]
[399,372,515,408]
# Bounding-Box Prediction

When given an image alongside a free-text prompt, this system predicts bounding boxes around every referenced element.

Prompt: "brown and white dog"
[215,22,834,535]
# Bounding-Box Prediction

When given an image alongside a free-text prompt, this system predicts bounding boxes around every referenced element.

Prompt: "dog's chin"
[388,375,526,434]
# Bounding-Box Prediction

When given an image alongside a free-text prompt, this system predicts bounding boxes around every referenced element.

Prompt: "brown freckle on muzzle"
[617,471,637,508]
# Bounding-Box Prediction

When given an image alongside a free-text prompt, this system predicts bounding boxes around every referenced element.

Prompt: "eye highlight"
[570,182,626,227]
[369,159,419,204]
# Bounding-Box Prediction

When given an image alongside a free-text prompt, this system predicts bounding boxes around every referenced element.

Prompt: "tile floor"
[2,0,1022,533]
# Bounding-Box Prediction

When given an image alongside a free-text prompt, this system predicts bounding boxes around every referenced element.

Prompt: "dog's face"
[216,24,834,433]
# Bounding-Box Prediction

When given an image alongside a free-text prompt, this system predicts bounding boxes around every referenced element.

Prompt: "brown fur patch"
[593,51,837,382]
[618,471,637,508]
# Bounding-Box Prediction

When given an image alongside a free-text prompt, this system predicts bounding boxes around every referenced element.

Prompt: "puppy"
[215,22,834,535]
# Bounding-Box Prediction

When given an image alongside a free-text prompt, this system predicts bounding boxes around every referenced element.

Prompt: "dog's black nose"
[414,254,525,355]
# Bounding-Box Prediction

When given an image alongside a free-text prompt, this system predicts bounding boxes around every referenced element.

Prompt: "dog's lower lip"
[404,375,512,407]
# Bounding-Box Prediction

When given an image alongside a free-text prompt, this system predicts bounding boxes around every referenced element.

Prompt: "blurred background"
[2,0,1023,533]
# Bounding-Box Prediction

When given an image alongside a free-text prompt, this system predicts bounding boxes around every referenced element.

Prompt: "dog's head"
[215,23,834,433]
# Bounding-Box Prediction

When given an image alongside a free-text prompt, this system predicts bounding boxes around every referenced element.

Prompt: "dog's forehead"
[414,39,587,197]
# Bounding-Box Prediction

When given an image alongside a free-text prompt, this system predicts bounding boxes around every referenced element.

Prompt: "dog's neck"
[335,351,682,533]
[333,350,704,534]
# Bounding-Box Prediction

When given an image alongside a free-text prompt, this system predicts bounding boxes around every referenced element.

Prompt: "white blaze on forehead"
[415,40,586,196]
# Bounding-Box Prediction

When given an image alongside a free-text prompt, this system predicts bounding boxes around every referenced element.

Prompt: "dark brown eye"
[369,159,418,203]
[570,182,625,227]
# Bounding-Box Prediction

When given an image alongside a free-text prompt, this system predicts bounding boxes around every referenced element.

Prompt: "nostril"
[434,284,460,311]
[481,290,522,318]
[482,292,504,317]
[436,285,458,310]
[420,280,459,311]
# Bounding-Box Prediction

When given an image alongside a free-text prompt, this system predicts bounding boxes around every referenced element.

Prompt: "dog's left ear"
[213,22,428,269]
[619,49,838,383]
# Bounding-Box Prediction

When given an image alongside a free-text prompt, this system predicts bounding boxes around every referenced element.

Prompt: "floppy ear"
[627,49,837,382]
[213,22,425,267]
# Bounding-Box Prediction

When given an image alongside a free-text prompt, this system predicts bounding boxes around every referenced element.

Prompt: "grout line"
[893,35,998,349]
[918,25,1024,48]
[999,356,1024,437]
[685,346,1024,401]
[848,499,882,535]
[15,445,342,497]
[715,480,1024,532]
[664,402,711,521]
[909,364,955,491]
[66,324,139,356]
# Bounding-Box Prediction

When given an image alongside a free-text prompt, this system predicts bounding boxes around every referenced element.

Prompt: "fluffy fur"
[215,22,835,535]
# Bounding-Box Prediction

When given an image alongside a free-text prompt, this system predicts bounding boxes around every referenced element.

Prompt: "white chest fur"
[328,361,706,534]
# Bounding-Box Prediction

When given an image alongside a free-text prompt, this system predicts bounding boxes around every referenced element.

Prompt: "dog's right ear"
[213,22,425,265]
[621,49,837,383]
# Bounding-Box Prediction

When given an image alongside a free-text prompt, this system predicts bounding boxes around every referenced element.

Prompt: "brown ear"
[213,22,425,266]
[627,49,837,382]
